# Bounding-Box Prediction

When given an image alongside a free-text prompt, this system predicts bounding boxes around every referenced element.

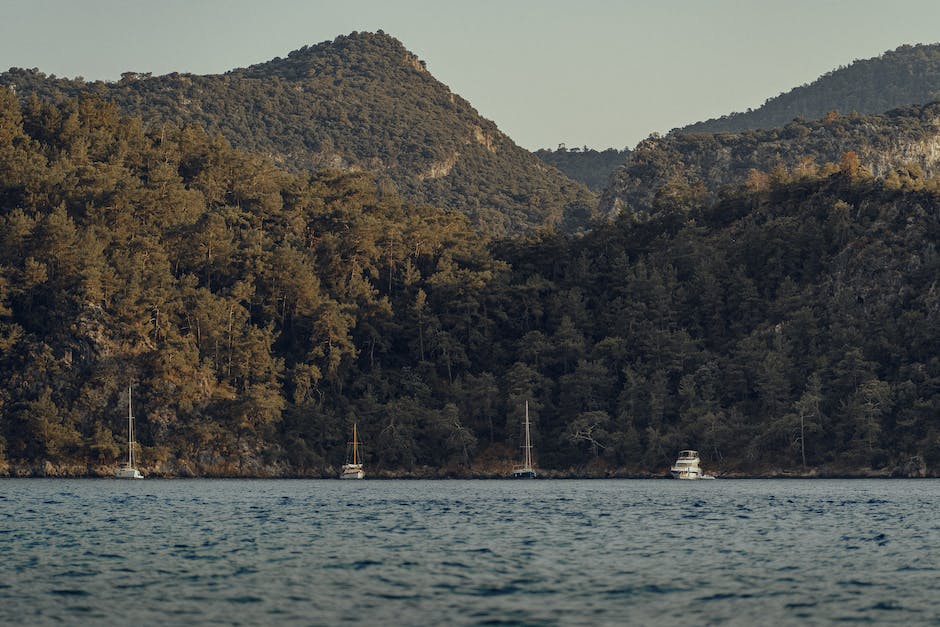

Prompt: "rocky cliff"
[601,103,940,216]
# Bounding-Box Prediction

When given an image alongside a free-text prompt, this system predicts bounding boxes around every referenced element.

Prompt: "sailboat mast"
[524,400,532,468]
[352,423,358,465]
[127,386,134,467]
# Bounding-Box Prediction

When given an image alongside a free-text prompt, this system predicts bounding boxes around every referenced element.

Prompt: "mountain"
[601,103,940,216]
[684,43,940,134]
[542,43,940,200]
[0,31,594,237]
[533,146,630,191]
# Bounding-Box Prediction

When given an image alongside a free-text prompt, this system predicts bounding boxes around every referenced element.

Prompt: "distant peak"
[232,30,430,81]
[682,40,940,134]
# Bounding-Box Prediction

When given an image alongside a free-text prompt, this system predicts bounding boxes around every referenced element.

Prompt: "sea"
[0,478,937,626]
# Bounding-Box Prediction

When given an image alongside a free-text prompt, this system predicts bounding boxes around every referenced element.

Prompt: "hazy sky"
[3,0,940,150]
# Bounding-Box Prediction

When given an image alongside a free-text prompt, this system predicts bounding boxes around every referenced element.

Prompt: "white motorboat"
[115,386,144,479]
[340,423,365,479]
[670,450,714,480]
[510,400,537,478]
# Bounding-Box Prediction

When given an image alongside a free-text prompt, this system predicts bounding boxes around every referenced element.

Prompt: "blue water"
[1,479,938,625]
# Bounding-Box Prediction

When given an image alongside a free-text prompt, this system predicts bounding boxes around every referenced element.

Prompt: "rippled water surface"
[1,479,938,625]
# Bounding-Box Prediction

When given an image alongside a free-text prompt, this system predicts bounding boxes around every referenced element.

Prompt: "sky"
[3,0,940,150]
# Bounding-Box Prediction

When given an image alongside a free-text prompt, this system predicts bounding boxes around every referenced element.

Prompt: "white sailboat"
[115,386,143,479]
[511,400,537,478]
[340,423,365,479]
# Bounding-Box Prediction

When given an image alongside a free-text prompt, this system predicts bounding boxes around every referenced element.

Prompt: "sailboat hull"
[510,468,537,479]
[340,464,364,480]
[115,467,143,479]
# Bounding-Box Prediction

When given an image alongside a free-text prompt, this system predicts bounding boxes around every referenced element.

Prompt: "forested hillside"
[601,104,940,216]
[0,31,595,237]
[2,91,939,477]
[685,43,940,133]
[0,91,501,477]
[533,146,630,191]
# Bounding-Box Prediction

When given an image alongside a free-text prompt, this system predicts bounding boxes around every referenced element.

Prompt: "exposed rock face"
[471,125,498,153]
[417,151,459,180]
[600,104,940,216]
[894,456,928,478]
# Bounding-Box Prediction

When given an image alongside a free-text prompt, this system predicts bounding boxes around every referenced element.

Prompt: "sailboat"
[340,423,365,479]
[115,386,143,479]
[511,400,537,478]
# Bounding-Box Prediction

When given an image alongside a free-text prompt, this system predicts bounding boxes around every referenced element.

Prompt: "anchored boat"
[670,450,715,480]
[340,423,365,480]
[510,400,537,479]
[115,386,143,479]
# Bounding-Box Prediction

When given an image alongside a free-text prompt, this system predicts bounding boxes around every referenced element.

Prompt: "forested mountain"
[685,43,940,134]
[533,146,630,191]
[3,91,939,477]
[0,31,594,237]
[601,103,940,216]
[541,42,940,194]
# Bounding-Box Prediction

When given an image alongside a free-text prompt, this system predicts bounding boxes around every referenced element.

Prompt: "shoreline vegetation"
[0,461,931,480]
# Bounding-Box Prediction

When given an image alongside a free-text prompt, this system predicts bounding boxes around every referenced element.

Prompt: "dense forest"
[685,43,940,134]
[601,103,940,216]
[533,146,630,192]
[3,90,940,477]
[0,32,595,237]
